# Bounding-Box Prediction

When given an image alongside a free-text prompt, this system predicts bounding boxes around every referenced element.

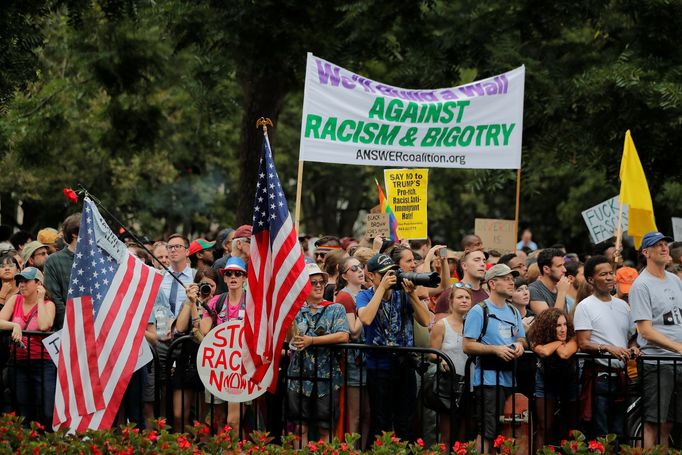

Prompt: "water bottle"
[156,307,168,341]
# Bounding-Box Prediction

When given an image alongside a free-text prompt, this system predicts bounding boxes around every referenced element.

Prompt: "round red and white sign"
[196,320,267,402]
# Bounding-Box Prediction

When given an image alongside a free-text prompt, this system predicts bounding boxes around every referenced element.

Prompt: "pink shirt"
[11,295,53,360]
[204,292,246,326]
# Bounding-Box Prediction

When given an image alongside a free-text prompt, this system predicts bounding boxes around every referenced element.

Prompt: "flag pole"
[513,167,521,250]
[294,160,304,234]
[614,197,624,264]
[76,185,185,287]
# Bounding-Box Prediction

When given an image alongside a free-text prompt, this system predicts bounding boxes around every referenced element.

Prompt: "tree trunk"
[235,75,289,225]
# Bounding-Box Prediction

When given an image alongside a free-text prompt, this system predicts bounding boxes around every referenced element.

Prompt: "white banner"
[299,53,525,169]
[672,217,682,242]
[581,196,629,244]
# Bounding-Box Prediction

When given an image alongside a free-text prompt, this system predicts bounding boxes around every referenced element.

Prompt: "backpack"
[464,300,522,372]
[465,300,521,342]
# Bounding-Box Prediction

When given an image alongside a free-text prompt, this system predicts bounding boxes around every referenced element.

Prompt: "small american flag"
[242,134,311,392]
[53,197,162,431]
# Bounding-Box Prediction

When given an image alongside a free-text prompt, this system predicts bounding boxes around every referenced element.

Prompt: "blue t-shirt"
[463,300,525,387]
[356,287,414,369]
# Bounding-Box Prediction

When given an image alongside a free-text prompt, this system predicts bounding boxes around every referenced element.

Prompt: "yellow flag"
[619,130,657,248]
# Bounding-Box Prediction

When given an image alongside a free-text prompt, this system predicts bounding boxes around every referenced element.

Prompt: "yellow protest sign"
[384,169,428,239]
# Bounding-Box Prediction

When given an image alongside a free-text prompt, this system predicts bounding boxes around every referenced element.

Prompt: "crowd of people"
[1,218,682,452]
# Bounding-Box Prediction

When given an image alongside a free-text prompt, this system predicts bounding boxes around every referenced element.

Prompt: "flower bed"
[0,414,674,454]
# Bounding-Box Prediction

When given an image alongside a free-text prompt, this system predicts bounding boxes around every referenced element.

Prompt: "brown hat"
[37,228,59,245]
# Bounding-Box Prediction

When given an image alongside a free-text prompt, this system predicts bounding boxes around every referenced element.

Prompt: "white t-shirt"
[574,294,634,367]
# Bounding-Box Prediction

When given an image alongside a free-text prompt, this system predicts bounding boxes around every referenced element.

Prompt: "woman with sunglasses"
[198,257,248,433]
[172,268,219,431]
[335,256,369,447]
[0,253,20,307]
[0,267,55,428]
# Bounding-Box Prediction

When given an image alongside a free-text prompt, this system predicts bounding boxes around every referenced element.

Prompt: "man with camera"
[463,263,526,454]
[356,253,431,441]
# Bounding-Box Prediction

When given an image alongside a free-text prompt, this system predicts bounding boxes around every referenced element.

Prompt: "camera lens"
[199,282,212,297]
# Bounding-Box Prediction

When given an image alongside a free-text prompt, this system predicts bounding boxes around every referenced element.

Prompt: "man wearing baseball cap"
[630,231,682,448]
[188,238,215,273]
[615,266,638,302]
[356,253,430,442]
[20,241,49,271]
[463,263,525,453]
[231,225,252,263]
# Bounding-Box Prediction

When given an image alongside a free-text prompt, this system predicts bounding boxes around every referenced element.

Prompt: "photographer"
[356,253,431,442]
[173,268,218,430]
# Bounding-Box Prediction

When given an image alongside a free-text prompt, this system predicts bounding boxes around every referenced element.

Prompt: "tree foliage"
[0,0,680,253]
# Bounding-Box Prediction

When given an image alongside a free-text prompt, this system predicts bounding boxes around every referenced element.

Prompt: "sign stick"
[614,197,624,262]
[294,160,304,234]
[513,168,521,250]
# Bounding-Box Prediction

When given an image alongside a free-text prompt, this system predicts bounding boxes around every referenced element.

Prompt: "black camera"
[390,270,441,289]
[198,283,212,297]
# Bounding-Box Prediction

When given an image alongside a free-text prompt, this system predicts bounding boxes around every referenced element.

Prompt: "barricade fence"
[3,331,682,453]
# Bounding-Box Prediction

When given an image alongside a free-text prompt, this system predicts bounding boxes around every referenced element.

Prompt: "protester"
[434,249,488,321]
[564,261,584,314]
[172,268,218,430]
[151,241,170,270]
[231,225,252,262]
[0,254,20,307]
[43,213,80,330]
[36,228,59,255]
[629,232,682,448]
[322,249,347,301]
[671,242,682,265]
[357,253,430,441]
[615,266,638,303]
[574,255,638,442]
[188,238,215,273]
[463,263,525,454]
[20,241,48,271]
[499,253,527,279]
[334,256,370,448]
[9,231,32,261]
[0,267,55,428]
[287,263,349,446]
[429,285,472,443]
[529,248,570,315]
[211,227,235,293]
[313,236,342,267]
[511,277,534,332]
[527,308,578,449]
[517,228,538,251]
[486,250,501,266]
[199,257,248,433]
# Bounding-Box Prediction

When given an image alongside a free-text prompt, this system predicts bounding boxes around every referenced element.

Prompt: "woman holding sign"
[199,257,248,433]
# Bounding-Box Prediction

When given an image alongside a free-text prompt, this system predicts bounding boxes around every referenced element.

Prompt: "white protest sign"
[196,320,267,402]
[581,196,629,244]
[672,217,682,242]
[43,330,153,372]
[299,53,524,169]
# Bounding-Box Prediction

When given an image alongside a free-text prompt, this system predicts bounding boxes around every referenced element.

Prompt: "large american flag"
[53,198,162,431]
[242,134,311,392]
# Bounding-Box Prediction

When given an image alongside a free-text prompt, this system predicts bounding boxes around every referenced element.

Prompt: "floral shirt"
[287,301,350,397]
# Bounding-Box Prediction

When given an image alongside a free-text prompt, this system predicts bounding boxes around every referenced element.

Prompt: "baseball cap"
[484,263,519,282]
[37,228,59,245]
[367,254,399,274]
[305,262,329,279]
[641,232,673,249]
[188,239,215,256]
[20,241,47,264]
[233,225,252,239]
[221,256,247,274]
[15,267,44,283]
[615,267,638,294]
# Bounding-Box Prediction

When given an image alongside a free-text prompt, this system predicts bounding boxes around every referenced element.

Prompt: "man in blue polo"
[463,263,525,453]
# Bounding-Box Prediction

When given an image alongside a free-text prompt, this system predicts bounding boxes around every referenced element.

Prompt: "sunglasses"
[343,264,362,273]
[314,252,327,258]
[452,282,472,290]
[224,270,245,278]
[310,279,327,288]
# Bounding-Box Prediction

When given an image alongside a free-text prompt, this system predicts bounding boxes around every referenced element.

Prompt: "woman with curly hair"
[527,307,578,449]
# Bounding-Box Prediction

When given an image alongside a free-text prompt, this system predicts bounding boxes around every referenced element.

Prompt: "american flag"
[53,198,162,431]
[242,134,311,392]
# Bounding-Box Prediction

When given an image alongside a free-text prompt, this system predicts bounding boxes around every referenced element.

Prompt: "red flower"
[177,435,191,449]
[391,435,399,443]
[570,442,579,451]
[588,440,605,453]
[375,440,383,447]
[34,422,45,431]
[417,438,424,447]
[308,441,318,451]
[30,430,37,438]
[341,442,349,450]
[494,435,507,448]
[438,442,446,453]
[147,431,158,443]
[63,188,79,204]
[157,417,167,428]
